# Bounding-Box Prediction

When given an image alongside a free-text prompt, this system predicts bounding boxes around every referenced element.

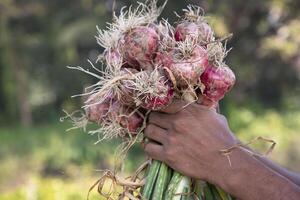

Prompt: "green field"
[0,108,299,199]
[0,122,145,200]
[0,0,300,199]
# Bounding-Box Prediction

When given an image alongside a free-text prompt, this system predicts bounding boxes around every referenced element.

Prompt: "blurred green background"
[0,0,299,199]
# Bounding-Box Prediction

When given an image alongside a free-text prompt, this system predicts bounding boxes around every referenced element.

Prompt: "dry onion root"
[132,68,174,110]
[64,1,239,200]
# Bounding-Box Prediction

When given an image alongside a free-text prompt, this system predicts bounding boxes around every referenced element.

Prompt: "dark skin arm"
[144,100,300,200]
[253,155,300,186]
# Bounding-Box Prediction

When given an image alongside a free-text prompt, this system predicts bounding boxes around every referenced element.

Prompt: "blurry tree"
[0,0,299,125]
[0,1,38,126]
[0,0,300,197]
[193,0,300,111]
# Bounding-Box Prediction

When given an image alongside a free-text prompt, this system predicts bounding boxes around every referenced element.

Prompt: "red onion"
[168,45,209,87]
[120,26,159,70]
[134,70,174,110]
[175,22,214,44]
[86,92,143,133]
[110,101,143,133]
[85,94,112,123]
[175,22,199,41]
[200,64,235,102]
[140,84,174,110]
[154,51,173,68]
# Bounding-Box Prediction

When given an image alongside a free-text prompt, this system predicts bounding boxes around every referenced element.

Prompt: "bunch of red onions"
[68,2,235,200]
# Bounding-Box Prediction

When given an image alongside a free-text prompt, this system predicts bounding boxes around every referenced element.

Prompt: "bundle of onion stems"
[65,1,236,199]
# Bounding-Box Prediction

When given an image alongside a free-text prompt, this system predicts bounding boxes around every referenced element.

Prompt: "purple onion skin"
[110,101,143,133]
[141,86,174,111]
[168,46,209,87]
[175,22,199,41]
[85,96,111,123]
[175,22,214,43]
[200,65,236,102]
[120,26,159,70]
[86,94,143,134]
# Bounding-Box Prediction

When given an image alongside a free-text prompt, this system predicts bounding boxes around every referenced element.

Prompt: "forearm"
[239,141,300,187]
[253,154,300,187]
[210,148,300,200]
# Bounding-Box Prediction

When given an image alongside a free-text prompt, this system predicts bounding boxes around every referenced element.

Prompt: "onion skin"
[120,26,159,70]
[198,22,214,44]
[85,90,143,133]
[200,65,235,102]
[175,22,214,44]
[141,85,174,110]
[110,101,143,133]
[85,95,111,124]
[86,95,142,133]
[168,46,209,87]
[134,70,174,111]
[125,112,143,133]
[175,22,199,41]
[154,51,173,68]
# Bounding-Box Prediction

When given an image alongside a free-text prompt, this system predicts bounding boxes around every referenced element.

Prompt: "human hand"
[144,99,237,183]
[144,100,300,200]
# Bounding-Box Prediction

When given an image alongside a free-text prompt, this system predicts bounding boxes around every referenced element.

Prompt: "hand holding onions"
[67,1,236,199]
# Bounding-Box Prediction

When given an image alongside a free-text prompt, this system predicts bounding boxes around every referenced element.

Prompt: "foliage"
[0,0,299,125]
[0,111,300,198]
[0,0,299,198]
[0,123,145,198]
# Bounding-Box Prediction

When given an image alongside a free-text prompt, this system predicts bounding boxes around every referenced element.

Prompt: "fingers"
[144,142,165,161]
[160,99,190,114]
[144,124,168,145]
[148,112,172,129]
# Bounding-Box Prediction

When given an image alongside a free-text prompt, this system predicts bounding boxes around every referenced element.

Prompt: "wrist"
[208,146,266,198]
[203,132,240,184]
[215,147,254,193]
